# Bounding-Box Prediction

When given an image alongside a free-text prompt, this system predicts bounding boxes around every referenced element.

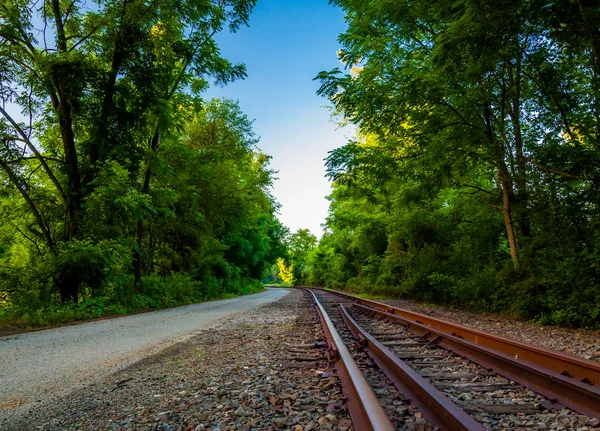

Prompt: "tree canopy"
[308,0,600,328]
[0,0,286,326]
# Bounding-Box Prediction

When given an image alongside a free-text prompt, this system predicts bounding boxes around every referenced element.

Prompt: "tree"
[286,228,317,285]
[312,0,600,327]
[0,1,289,327]
[317,0,600,271]
[277,258,294,285]
[0,0,257,301]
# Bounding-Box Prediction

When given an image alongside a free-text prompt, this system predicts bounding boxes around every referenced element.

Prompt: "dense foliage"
[285,228,317,285]
[0,0,286,326]
[310,0,600,328]
[262,229,317,286]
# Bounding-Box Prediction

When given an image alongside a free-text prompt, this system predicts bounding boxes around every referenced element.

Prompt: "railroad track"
[306,287,600,430]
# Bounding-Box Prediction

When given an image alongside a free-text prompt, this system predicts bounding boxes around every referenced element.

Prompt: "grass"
[0,283,266,336]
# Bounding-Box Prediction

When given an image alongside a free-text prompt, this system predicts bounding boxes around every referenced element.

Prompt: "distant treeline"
[301,0,600,328]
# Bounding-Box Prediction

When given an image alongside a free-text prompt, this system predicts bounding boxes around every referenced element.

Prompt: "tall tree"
[313,0,600,327]
[0,0,257,300]
[286,228,317,284]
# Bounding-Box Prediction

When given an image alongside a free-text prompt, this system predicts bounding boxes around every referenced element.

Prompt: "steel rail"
[318,288,600,387]
[339,303,485,431]
[352,302,600,419]
[307,290,395,431]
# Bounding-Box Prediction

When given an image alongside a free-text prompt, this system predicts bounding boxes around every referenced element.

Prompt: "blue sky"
[204,0,354,237]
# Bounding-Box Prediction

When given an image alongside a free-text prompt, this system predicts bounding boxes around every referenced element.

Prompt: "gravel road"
[0,287,289,415]
[2,289,351,431]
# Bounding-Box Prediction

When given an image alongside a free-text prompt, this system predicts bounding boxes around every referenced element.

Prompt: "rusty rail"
[339,304,485,431]
[317,288,600,419]
[307,291,395,431]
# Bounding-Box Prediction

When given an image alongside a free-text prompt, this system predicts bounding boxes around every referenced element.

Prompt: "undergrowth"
[0,274,264,329]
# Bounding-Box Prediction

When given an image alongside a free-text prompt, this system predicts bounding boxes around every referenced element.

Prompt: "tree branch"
[8,220,43,255]
[0,3,39,57]
[0,157,55,251]
[529,158,595,181]
[459,183,498,196]
[0,105,68,209]
[68,23,103,52]
[5,155,65,164]
[63,0,77,21]
[437,99,478,128]
[166,29,218,100]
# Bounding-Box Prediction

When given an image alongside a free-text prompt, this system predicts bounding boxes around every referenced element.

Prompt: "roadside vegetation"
[0,0,288,328]
[302,0,600,328]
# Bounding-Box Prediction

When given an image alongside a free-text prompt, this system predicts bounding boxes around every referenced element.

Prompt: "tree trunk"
[507,58,531,238]
[576,0,600,77]
[575,0,600,147]
[133,130,160,285]
[58,94,82,241]
[49,0,82,301]
[49,0,81,241]
[91,34,126,166]
[498,160,521,270]
[485,105,521,269]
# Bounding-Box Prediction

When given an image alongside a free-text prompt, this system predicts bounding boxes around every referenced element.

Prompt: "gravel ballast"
[4,287,599,430]
[375,297,600,362]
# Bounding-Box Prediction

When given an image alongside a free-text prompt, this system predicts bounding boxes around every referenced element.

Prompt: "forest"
[0,0,289,327]
[2,0,600,330]
[298,0,600,328]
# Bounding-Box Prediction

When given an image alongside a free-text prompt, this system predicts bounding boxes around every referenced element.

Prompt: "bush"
[0,270,265,329]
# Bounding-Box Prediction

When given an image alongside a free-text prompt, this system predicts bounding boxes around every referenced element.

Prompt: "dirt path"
[0,288,290,419]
